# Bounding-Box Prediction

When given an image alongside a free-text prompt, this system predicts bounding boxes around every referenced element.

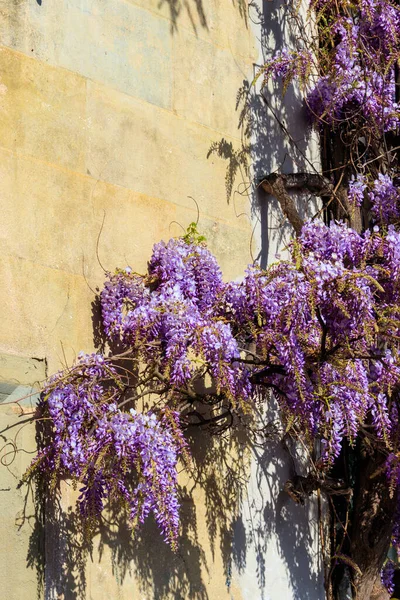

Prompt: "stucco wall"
[0,1,324,599]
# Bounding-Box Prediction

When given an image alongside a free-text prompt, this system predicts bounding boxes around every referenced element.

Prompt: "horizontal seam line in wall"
[1,250,105,283]
[2,244,252,284]
[0,146,252,229]
[0,44,250,143]
[114,0,255,61]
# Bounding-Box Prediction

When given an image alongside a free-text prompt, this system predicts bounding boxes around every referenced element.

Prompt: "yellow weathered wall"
[0,0,258,375]
[0,1,259,598]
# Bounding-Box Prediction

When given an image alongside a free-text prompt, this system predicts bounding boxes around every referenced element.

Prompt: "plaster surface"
[0,1,324,598]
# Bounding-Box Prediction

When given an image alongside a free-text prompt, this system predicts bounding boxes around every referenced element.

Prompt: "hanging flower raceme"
[261,0,400,132]
[224,221,400,462]
[25,218,400,545]
[27,353,187,548]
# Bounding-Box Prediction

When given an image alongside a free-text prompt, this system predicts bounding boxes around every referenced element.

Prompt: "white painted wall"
[231,2,326,598]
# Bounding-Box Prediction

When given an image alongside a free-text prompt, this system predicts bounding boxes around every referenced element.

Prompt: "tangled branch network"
[25,219,400,550]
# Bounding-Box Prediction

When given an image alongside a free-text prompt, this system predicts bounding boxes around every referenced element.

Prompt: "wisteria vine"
[257,0,400,595]
[25,219,400,550]
[22,0,400,596]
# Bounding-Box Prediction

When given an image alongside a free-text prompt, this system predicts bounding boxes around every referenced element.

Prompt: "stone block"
[0,254,97,374]
[88,179,178,276]
[0,47,87,172]
[0,352,46,387]
[0,149,95,276]
[172,29,252,138]
[86,80,250,224]
[0,0,172,108]
[208,0,253,59]
[0,406,38,600]
[124,0,252,60]
[0,148,182,279]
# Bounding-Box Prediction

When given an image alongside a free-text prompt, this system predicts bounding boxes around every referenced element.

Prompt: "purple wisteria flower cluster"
[26,217,400,549]
[308,0,400,132]
[101,235,249,400]
[381,559,396,595]
[23,0,400,574]
[263,0,400,132]
[224,221,400,462]
[262,0,400,228]
[30,353,187,548]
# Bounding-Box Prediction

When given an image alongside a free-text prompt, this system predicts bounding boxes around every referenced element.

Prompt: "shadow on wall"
[247,430,323,599]
[209,0,319,267]
[21,1,322,597]
[25,410,322,599]
[159,0,248,33]
[25,412,322,599]
[26,423,251,599]
[28,418,322,600]
[159,0,208,33]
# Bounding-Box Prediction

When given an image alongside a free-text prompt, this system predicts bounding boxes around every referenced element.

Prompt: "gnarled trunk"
[334,444,397,600]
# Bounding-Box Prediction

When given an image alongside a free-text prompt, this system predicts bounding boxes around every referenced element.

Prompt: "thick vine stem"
[261,172,333,196]
[260,172,332,236]
[261,174,305,236]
